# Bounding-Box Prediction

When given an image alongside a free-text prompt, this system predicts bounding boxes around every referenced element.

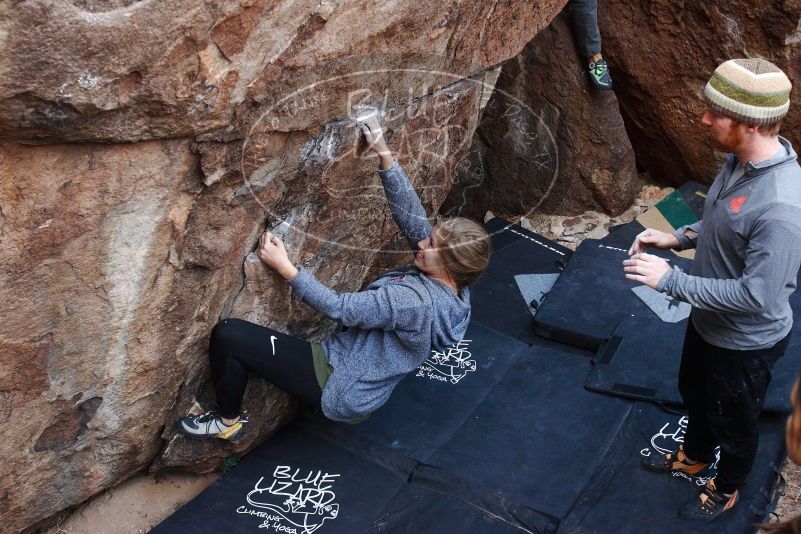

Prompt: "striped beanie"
[704,58,791,125]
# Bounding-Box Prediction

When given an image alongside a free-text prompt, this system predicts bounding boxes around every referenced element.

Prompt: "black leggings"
[679,320,790,494]
[209,318,322,418]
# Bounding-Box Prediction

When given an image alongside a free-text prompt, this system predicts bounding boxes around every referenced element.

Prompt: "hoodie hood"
[416,273,471,350]
[376,266,472,349]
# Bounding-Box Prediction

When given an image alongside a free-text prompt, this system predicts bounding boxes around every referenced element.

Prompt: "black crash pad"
[154,414,561,534]
[329,321,529,462]
[532,237,694,351]
[424,347,632,520]
[471,218,572,345]
[558,403,786,533]
[369,474,558,533]
[151,420,412,534]
[599,219,646,249]
[586,304,801,414]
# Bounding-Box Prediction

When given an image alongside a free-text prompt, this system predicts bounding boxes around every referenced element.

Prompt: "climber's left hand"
[258,231,298,280]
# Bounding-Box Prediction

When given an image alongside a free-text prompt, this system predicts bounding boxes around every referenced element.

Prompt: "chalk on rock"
[353,108,382,133]
[270,219,292,241]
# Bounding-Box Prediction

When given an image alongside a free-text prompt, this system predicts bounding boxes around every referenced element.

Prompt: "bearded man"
[625,58,801,522]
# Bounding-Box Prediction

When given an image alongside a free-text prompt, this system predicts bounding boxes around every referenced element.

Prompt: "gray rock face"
[0,1,568,531]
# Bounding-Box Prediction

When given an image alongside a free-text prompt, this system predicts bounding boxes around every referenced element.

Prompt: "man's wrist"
[656,266,675,293]
[668,235,681,249]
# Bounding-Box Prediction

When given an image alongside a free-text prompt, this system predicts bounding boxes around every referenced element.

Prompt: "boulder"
[442,8,642,220]
[598,0,801,184]
[0,0,566,144]
[0,1,568,531]
[154,74,491,472]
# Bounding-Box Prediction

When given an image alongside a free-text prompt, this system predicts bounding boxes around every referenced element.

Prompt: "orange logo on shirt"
[729,196,747,214]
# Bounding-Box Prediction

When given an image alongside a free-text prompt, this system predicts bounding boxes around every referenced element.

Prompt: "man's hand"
[258,231,298,280]
[628,228,680,255]
[623,252,671,289]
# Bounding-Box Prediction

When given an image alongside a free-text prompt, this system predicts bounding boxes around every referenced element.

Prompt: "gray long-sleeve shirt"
[657,136,801,350]
[289,162,471,421]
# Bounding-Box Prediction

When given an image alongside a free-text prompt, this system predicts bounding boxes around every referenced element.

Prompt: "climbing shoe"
[641,446,709,476]
[678,479,739,522]
[176,410,249,441]
[588,59,613,91]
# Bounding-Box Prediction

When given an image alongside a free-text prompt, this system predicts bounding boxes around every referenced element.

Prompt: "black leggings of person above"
[209,318,323,419]
[678,320,791,494]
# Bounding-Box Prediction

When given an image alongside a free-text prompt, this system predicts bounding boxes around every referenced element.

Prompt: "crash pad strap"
[610,383,658,397]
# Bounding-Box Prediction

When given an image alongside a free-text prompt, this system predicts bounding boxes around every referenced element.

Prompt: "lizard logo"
[640,416,720,487]
[416,339,476,384]
[238,466,340,533]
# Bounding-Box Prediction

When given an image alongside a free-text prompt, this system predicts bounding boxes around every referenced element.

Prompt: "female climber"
[176,114,491,440]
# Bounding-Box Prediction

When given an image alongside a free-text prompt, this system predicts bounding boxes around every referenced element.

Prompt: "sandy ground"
[47,182,801,532]
[44,472,219,534]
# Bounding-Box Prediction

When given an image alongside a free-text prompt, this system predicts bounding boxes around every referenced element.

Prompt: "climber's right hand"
[258,231,298,280]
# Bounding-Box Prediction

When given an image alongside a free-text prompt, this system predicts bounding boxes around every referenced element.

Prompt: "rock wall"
[442,8,642,220]
[0,0,566,144]
[599,0,801,185]
[0,1,567,531]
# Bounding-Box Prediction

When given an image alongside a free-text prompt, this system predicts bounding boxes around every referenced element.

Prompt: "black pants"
[678,320,790,494]
[209,318,322,418]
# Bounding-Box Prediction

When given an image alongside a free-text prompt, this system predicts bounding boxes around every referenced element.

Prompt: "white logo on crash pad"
[416,339,476,384]
[640,416,720,486]
[237,465,340,533]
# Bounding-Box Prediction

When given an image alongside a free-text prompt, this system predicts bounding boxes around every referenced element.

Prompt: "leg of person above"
[570,0,612,90]
[177,318,325,441]
[678,332,791,522]
[642,321,715,475]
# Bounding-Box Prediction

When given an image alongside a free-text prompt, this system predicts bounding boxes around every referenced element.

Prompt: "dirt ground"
[44,472,219,534]
[48,183,800,533]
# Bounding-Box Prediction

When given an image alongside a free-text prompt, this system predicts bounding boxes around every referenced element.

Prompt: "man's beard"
[711,125,743,152]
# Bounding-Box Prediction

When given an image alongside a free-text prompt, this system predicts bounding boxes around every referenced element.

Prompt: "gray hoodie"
[289,162,470,421]
[658,136,801,350]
